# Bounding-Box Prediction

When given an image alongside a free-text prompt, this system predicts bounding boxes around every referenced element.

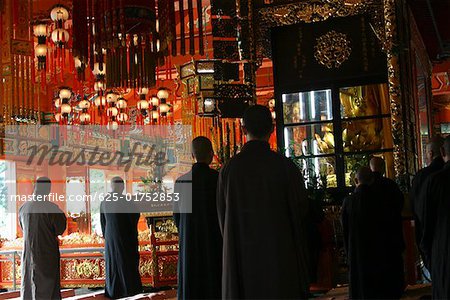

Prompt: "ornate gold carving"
[139,258,154,277]
[384,0,406,188]
[314,31,352,69]
[75,260,101,279]
[258,0,371,26]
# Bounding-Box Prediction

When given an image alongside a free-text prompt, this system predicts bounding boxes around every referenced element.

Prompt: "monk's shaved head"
[111,176,124,193]
[355,166,374,186]
[442,136,450,162]
[370,157,385,175]
[242,105,273,140]
[192,136,214,164]
[35,176,51,196]
[428,135,444,158]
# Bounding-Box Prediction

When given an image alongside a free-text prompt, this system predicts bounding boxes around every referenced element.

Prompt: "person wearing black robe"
[19,177,67,300]
[342,167,405,299]
[217,105,310,299]
[100,177,142,299]
[420,136,450,299]
[410,136,444,268]
[369,157,405,296]
[174,136,222,300]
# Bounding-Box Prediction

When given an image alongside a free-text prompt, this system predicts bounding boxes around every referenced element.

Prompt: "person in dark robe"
[420,136,450,299]
[342,167,405,299]
[19,177,67,300]
[173,136,222,300]
[369,157,405,296]
[217,105,310,299]
[306,194,325,283]
[100,177,142,299]
[410,136,444,268]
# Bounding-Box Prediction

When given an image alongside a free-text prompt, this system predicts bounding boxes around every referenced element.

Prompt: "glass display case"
[280,83,394,194]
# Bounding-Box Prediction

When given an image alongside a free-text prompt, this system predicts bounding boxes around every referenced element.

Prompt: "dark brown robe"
[217,140,310,299]
[19,200,66,300]
[342,183,404,300]
[174,163,222,300]
[420,162,450,299]
[410,156,444,265]
[100,195,142,299]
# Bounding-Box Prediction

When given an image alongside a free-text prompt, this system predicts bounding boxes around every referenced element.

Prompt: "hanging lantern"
[79,113,91,124]
[159,100,170,116]
[94,96,107,107]
[59,87,72,100]
[157,88,169,100]
[137,99,149,110]
[151,110,159,121]
[60,103,72,114]
[139,87,149,96]
[107,107,119,117]
[117,113,129,123]
[116,98,128,109]
[50,6,70,23]
[106,91,119,103]
[78,99,90,110]
[54,112,62,122]
[54,98,62,108]
[93,63,106,77]
[107,121,119,131]
[51,28,70,46]
[150,96,159,107]
[94,81,105,92]
[74,57,86,80]
[34,23,48,70]
[35,44,47,57]
[33,23,48,39]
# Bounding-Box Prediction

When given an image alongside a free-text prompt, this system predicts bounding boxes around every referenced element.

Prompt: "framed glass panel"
[340,83,390,118]
[342,117,393,152]
[283,89,333,124]
[284,123,334,157]
[344,151,394,187]
[293,156,337,188]
[89,169,106,236]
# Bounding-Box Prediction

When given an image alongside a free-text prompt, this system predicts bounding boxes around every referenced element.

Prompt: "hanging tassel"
[197,0,204,55]
[188,0,195,55]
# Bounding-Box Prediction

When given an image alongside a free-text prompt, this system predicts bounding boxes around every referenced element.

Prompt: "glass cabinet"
[279,82,394,194]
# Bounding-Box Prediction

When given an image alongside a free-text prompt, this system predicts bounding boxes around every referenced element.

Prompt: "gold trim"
[384,0,406,188]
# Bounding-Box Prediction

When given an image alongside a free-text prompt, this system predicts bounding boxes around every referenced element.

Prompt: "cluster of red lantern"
[53,87,73,124]
[33,5,70,82]
[137,88,172,125]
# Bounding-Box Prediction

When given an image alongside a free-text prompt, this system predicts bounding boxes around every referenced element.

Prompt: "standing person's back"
[410,136,444,268]
[100,177,142,299]
[174,136,222,300]
[342,167,404,299]
[369,157,405,288]
[19,177,67,300]
[420,136,450,299]
[217,105,310,299]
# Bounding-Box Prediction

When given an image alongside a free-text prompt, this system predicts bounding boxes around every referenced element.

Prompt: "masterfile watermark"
[2,124,194,213]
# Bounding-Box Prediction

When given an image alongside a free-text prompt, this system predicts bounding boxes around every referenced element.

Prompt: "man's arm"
[420,176,440,270]
[100,202,106,237]
[341,198,349,255]
[216,167,226,235]
[54,211,67,236]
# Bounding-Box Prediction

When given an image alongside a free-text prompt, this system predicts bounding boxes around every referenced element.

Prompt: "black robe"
[217,140,310,299]
[19,200,66,300]
[174,163,222,300]
[410,156,444,262]
[420,162,450,299]
[341,183,405,300]
[100,196,142,299]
